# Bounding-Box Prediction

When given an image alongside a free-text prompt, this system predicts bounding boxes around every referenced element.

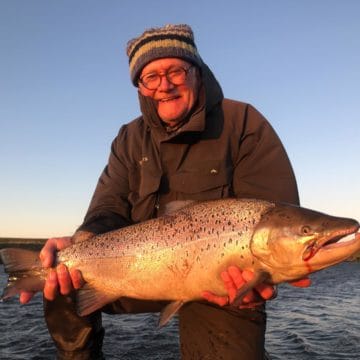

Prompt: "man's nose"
[157,75,174,91]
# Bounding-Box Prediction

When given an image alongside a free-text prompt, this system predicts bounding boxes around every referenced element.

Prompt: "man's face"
[138,58,200,127]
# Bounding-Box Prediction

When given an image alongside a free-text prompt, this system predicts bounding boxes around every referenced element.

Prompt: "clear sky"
[1,0,359,238]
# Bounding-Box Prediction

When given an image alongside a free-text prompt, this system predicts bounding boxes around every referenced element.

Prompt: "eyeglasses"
[138,65,194,90]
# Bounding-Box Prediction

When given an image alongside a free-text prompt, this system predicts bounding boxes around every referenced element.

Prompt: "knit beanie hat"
[126,24,203,86]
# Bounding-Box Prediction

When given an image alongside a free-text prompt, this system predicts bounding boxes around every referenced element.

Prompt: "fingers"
[57,264,72,295]
[19,291,34,304]
[200,266,243,306]
[39,237,73,268]
[69,268,85,290]
[288,277,312,287]
[239,268,278,301]
[221,268,241,303]
[43,264,83,300]
[201,291,229,307]
[39,238,57,268]
[20,236,78,303]
[40,236,76,300]
[202,266,278,308]
[227,266,246,288]
[44,269,59,300]
[254,283,277,300]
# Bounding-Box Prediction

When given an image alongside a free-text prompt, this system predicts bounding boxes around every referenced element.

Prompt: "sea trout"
[1,198,359,326]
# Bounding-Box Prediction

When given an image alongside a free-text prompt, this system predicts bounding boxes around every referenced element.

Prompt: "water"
[0,262,359,359]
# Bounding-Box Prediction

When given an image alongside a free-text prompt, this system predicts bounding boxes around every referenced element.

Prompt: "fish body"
[1,198,359,323]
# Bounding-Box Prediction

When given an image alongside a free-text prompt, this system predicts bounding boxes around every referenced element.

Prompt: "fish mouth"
[302,226,359,261]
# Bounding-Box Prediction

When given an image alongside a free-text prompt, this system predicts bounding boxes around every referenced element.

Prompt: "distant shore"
[0,237,46,250]
[0,238,47,264]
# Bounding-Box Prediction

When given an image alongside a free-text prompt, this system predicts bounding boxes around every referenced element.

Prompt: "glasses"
[139,65,194,90]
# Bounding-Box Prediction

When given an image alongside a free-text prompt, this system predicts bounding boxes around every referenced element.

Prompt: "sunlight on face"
[138,58,200,127]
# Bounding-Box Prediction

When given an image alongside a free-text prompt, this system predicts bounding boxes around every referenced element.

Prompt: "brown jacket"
[79,64,299,234]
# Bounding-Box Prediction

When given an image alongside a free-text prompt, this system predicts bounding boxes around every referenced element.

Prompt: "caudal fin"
[0,248,46,300]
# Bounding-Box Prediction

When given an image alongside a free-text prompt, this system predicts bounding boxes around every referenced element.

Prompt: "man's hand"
[202,266,276,308]
[19,236,86,304]
[288,277,311,287]
[202,266,311,308]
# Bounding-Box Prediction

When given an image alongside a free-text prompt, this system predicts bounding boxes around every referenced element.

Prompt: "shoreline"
[0,237,46,251]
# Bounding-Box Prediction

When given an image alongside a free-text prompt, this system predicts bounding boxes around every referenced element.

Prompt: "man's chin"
[159,114,186,127]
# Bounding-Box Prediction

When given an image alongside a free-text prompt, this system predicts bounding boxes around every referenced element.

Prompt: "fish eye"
[300,225,313,235]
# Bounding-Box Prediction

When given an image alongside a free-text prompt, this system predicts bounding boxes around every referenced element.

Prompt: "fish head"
[250,203,360,283]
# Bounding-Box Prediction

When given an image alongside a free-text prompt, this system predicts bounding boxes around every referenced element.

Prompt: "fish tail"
[0,248,46,300]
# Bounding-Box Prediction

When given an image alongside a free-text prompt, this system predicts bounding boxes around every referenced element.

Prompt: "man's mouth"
[158,96,180,103]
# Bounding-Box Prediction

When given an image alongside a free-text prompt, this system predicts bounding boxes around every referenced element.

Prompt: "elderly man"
[21,24,308,359]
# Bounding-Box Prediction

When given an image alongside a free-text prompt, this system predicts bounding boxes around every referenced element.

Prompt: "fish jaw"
[250,202,360,283]
[305,231,360,271]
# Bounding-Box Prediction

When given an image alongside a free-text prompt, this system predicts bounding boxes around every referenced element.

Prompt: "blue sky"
[1,0,359,238]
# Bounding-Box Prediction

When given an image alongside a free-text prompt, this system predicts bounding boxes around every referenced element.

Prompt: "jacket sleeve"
[232,105,300,205]
[77,126,132,234]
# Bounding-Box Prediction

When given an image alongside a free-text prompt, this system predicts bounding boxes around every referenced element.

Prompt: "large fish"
[1,198,359,326]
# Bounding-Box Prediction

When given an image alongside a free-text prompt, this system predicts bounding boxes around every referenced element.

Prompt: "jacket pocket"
[169,160,233,199]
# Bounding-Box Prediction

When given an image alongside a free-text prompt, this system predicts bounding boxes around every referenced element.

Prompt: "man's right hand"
[19,236,86,304]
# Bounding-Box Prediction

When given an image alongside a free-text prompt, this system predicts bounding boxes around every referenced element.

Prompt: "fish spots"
[167,258,193,278]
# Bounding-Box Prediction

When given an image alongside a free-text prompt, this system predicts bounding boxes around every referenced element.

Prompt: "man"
[21,24,309,359]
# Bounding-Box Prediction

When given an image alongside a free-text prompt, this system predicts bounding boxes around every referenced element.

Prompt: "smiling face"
[138,58,201,127]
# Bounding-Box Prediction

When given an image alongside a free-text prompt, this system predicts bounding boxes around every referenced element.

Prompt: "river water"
[0,262,359,359]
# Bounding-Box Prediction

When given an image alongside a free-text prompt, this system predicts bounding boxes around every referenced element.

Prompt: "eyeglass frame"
[138,65,194,90]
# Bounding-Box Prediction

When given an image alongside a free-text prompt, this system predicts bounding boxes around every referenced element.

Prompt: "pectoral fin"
[232,270,269,307]
[158,300,184,328]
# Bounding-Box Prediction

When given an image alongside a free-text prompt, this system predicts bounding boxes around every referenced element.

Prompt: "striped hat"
[126,24,203,86]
